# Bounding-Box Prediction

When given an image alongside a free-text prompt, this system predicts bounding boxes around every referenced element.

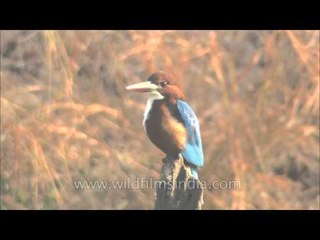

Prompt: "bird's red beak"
[126,81,159,92]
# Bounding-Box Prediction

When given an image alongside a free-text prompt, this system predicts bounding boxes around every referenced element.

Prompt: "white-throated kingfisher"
[126,71,204,179]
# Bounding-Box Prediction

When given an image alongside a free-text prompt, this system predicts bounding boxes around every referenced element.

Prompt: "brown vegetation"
[1,30,319,209]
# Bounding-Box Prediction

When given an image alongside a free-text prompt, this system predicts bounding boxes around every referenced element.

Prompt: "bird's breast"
[144,100,187,156]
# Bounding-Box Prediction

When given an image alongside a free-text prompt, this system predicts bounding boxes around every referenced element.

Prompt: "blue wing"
[177,100,204,168]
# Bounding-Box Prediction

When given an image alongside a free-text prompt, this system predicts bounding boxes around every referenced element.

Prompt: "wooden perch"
[154,154,204,210]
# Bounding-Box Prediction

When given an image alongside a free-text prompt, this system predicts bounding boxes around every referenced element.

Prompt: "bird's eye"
[160,81,168,87]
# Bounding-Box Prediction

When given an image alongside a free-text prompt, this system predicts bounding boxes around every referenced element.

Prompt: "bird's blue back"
[176,100,204,168]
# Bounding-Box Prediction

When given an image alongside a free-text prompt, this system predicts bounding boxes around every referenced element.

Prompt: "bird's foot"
[162,157,168,163]
[162,154,180,163]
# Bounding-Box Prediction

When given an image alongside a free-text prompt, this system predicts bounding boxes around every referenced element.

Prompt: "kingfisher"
[126,71,204,179]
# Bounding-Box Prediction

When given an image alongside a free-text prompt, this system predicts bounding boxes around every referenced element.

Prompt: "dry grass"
[1,30,319,209]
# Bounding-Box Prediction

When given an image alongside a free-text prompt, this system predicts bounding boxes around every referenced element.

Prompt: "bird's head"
[126,71,185,100]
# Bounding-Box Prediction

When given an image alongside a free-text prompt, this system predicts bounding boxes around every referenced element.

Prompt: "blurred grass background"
[0,30,319,210]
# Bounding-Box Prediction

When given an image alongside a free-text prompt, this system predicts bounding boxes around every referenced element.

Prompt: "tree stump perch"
[154,154,204,210]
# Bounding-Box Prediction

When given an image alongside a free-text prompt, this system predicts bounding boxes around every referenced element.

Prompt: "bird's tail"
[190,167,198,179]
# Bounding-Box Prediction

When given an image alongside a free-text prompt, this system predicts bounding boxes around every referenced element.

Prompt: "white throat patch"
[143,91,164,127]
